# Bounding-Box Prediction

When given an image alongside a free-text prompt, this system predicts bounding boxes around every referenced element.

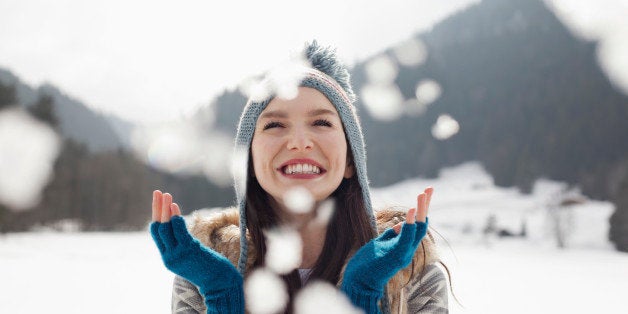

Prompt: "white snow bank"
[1,161,626,314]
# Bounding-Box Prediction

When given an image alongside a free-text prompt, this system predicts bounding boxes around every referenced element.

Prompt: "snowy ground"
[1,162,627,313]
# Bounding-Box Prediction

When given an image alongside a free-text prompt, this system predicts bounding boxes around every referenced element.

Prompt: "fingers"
[417,192,428,223]
[393,222,403,234]
[412,187,432,246]
[424,186,433,209]
[406,207,417,224]
[400,186,433,228]
[154,191,180,222]
[152,190,162,222]
[161,193,172,222]
[151,200,186,253]
[171,203,182,217]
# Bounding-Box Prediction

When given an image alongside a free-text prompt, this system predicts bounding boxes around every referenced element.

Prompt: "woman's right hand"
[150,190,244,299]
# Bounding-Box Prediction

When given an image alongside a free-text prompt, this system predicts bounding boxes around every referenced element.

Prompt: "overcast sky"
[0,0,626,124]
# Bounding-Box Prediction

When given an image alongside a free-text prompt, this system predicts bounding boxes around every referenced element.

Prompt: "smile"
[277,159,327,179]
[283,163,321,174]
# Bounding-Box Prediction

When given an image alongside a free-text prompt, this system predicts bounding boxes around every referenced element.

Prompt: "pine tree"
[0,83,18,231]
[28,93,59,129]
[0,82,17,109]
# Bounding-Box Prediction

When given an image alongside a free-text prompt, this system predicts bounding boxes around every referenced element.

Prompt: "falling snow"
[393,38,428,67]
[415,79,442,106]
[0,108,60,211]
[283,186,315,214]
[264,227,303,275]
[360,84,405,121]
[130,122,234,186]
[245,268,289,314]
[294,281,362,314]
[431,114,460,140]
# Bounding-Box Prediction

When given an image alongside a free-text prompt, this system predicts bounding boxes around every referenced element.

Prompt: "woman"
[150,41,449,313]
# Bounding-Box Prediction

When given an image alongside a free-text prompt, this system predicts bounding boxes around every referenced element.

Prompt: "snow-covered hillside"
[1,162,626,313]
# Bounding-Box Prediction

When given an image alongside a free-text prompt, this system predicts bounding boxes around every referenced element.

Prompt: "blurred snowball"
[0,108,60,211]
[432,114,460,140]
[202,135,236,187]
[191,101,216,129]
[131,122,234,186]
[597,31,628,95]
[231,145,249,201]
[240,51,311,102]
[546,0,628,95]
[365,55,398,84]
[145,128,195,173]
[294,281,362,314]
[245,268,288,314]
[283,186,314,214]
[131,123,195,173]
[360,84,404,121]
[415,79,442,105]
[393,38,428,67]
[268,53,310,100]
[403,98,428,117]
[545,0,615,41]
[312,199,335,227]
[239,76,272,103]
[239,53,310,102]
[265,227,302,274]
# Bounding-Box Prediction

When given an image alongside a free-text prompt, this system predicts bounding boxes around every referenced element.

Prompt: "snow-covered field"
[1,162,627,313]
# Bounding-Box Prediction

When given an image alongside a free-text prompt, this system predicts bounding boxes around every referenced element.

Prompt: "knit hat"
[233,41,376,274]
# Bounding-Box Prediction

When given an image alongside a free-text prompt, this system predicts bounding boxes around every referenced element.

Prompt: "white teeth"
[283,163,322,174]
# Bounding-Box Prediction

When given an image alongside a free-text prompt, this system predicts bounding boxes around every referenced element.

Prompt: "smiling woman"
[252,87,355,206]
[149,41,449,314]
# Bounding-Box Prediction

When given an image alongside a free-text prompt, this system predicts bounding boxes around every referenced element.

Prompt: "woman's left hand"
[340,187,433,312]
[393,186,432,234]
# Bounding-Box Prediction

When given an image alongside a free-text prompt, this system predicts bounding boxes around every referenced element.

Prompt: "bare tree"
[545,186,586,248]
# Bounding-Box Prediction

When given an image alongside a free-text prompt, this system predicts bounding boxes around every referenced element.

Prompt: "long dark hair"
[245,152,376,313]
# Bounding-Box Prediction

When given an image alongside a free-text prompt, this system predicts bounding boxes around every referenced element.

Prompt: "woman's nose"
[286,127,313,151]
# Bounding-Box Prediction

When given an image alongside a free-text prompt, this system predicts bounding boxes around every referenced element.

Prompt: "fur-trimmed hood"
[188,207,439,313]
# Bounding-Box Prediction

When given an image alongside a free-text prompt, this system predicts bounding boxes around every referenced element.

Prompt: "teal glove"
[150,216,244,314]
[341,219,428,313]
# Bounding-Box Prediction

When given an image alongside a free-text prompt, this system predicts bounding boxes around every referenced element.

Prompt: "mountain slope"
[201,0,628,250]
[0,69,124,152]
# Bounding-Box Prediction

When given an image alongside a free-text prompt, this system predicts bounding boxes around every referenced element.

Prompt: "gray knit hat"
[233,41,376,274]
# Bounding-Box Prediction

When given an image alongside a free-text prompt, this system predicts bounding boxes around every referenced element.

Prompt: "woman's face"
[251,87,354,207]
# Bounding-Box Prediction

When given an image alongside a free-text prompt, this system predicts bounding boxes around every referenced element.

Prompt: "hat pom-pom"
[304,40,356,102]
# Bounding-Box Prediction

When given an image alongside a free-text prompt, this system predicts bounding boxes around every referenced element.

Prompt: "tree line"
[0,82,234,232]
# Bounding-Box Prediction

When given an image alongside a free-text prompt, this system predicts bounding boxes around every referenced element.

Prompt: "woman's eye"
[313,119,332,127]
[263,121,284,130]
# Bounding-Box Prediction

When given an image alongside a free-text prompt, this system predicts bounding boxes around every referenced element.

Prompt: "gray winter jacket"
[170,208,449,313]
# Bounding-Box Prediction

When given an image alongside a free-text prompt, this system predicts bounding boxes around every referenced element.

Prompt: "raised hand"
[341,187,433,314]
[150,190,244,313]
